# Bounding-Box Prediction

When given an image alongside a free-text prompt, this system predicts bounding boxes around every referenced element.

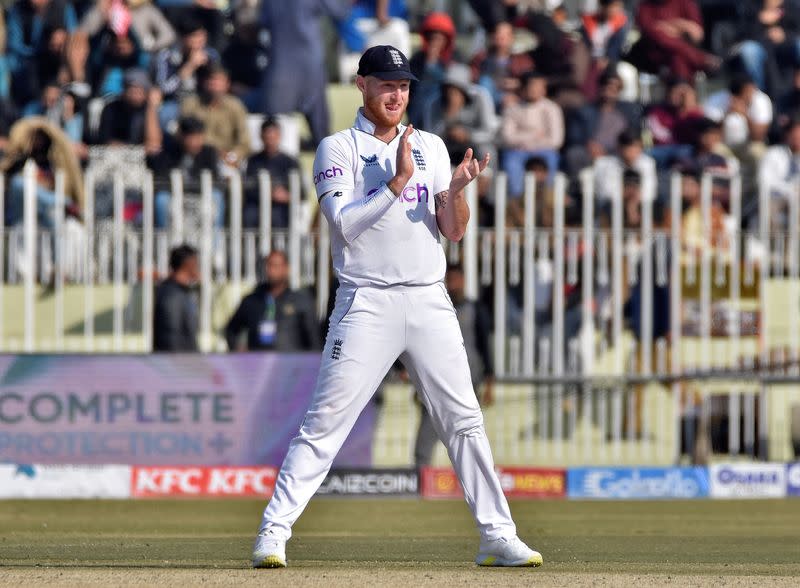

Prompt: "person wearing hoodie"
[224,250,321,352]
[579,0,628,99]
[407,11,457,128]
[79,0,175,54]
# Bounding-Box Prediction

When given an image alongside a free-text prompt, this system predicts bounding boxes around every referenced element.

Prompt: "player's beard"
[364,94,405,129]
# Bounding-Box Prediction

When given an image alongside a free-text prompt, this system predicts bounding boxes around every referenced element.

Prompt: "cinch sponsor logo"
[131,466,277,497]
[314,166,344,185]
[717,468,780,485]
[367,182,429,203]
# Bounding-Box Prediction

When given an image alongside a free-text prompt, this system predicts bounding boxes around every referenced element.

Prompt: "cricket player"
[252,45,542,569]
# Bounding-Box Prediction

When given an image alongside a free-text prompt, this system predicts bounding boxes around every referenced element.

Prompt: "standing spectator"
[222,8,269,106]
[79,0,175,54]
[6,0,79,107]
[470,21,523,112]
[758,117,800,227]
[152,15,219,130]
[579,0,628,100]
[737,0,800,95]
[407,12,457,128]
[645,78,705,169]
[146,116,224,228]
[96,69,161,151]
[564,69,641,175]
[501,72,564,198]
[224,250,321,351]
[423,63,498,164]
[627,0,720,79]
[259,0,349,148]
[413,263,494,466]
[180,63,250,170]
[243,117,302,229]
[153,243,199,352]
[2,117,84,227]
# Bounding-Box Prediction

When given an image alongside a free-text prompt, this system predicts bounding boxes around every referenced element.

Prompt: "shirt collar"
[354,108,406,138]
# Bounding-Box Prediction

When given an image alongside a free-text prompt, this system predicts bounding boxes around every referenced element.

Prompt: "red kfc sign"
[131,466,277,498]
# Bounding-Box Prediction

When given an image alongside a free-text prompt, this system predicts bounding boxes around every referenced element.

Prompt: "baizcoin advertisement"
[0,354,376,467]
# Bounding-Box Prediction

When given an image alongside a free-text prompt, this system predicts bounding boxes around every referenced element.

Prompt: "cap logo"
[389,49,403,67]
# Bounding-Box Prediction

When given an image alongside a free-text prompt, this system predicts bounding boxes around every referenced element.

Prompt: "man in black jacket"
[224,250,321,351]
[153,244,200,352]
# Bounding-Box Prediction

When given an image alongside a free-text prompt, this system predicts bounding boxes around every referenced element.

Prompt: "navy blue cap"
[357,45,418,81]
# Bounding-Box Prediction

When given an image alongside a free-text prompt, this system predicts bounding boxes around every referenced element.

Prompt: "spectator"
[627,0,720,79]
[259,0,349,148]
[775,66,800,130]
[2,117,84,228]
[0,99,18,156]
[243,117,301,229]
[221,8,269,105]
[594,131,657,205]
[6,0,80,107]
[96,68,161,148]
[737,0,800,95]
[156,0,224,51]
[579,0,629,100]
[413,263,494,466]
[22,81,86,146]
[408,11,457,128]
[152,243,199,352]
[501,72,564,198]
[758,117,800,227]
[470,21,524,112]
[180,63,250,171]
[564,69,640,175]
[339,0,412,79]
[146,115,224,228]
[506,155,558,228]
[85,23,148,96]
[80,0,175,54]
[423,63,498,165]
[0,9,10,100]
[152,15,219,130]
[704,74,771,197]
[645,78,705,169]
[224,250,321,351]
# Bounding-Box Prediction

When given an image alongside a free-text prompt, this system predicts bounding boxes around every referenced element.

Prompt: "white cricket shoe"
[476,535,543,567]
[252,527,287,568]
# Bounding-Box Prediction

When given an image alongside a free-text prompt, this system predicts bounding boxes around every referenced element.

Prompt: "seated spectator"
[179,63,250,171]
[501,72,564,198]
[626,0,720,79]
[579,0,628,100]
[758,117,800,228]
[424,63,498,165]
[80,0,175,54]
[156,0,224,52]
[737,0,800,96]
[243,117,301,229]
[704,74,771,199]
[470,21,525,112]
[221,8,269,108]
[152,15,219,130]
[775,66,800,130]
[594,131,657,204]
[22,81,86,146]
[408,12,457,128]
[2,117,84,228]
[153,243,199,352]
[564,69,641,175]
[6,0,80,107]
[95,69,160,148]
[146,116,224,228]
[86,23,148,96]
[645,78,705,169]
[506,156,558,228]
[224,250,321,351]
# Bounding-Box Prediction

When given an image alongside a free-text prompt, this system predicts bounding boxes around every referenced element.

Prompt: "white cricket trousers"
[259,282,516,541]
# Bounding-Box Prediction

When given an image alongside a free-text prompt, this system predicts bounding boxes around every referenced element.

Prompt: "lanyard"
[264,295,276,321]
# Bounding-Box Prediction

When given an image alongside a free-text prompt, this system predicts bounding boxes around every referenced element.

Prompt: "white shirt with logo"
[313,109,452,287]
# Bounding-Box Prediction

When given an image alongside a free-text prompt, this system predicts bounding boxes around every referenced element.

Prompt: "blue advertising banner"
[568,467,710,499]
[785,463,800,497]
[0,354,377,467]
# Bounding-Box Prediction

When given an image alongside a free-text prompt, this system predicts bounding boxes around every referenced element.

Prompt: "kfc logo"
[132,467,277,497]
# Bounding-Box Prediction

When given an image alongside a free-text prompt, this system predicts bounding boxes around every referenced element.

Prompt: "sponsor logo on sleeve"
[314,166,344,185]
[131,466,277,498]
[710,463,786,499]
[567,467,709,499]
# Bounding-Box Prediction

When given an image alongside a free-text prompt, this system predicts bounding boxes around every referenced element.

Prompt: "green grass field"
[1,499,799,586]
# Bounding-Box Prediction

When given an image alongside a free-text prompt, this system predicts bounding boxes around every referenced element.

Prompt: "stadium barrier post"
[143,171,154,351]
[553,173,566,458]
[580,168,594,463]
[200,170,213,351]
[493,172,507,379]
[113,173,125,351]
[288,169,301,290]
[23,161,37,352]
[169,169,184,246]
[229,173,243,305]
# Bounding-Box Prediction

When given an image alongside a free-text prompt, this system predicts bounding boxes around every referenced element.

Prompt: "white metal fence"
[2,161,800,466]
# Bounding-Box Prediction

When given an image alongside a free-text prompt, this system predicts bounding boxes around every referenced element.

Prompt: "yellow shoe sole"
[476,554,543,567]
[253,555,287,568]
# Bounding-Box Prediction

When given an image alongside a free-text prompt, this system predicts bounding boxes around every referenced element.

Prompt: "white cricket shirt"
[313,109,452,287]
